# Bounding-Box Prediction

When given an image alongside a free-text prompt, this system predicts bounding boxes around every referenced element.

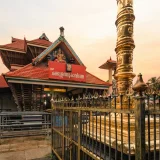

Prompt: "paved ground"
[0,136,51,160]
[0,147,51,160]
[33,158,51,160]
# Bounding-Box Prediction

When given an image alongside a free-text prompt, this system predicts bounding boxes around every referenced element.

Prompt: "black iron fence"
[51,92,160,160]
[0,111,51,138]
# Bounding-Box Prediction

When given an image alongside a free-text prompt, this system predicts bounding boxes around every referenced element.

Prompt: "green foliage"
[147,76,160,91]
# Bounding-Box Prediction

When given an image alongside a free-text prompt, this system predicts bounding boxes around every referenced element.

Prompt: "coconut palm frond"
[147,76,160,92]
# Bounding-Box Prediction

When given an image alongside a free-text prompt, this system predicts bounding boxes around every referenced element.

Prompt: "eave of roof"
[5,63,111,87]
[0,75,8,88]
[27,43,48,49]
[99,59,117,70]
[6,76,110,90]
[0,38,26,53]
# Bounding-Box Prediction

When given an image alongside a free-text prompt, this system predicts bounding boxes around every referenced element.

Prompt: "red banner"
[48,61,86,82]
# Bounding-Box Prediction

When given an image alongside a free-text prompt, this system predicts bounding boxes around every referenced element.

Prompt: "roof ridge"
[39,33,49,41]
[2,39,24,46]
[12,37,24,42]
[28,38,52,42]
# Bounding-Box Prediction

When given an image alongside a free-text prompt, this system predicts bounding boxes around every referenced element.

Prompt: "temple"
[99,57,117,94]
[0,28,111,111]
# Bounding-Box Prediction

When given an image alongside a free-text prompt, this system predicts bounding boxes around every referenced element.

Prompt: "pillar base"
[83,114,159,155]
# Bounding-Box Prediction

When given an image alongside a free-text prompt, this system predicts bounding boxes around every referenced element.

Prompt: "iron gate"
[51,91,160,160]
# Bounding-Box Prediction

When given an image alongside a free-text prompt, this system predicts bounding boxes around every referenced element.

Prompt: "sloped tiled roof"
[0,33,52,52]
[0,75,8,88]
[99,57,117,70]
[6,63,110,86]
[0,38,25,52]
[28,39,52,47]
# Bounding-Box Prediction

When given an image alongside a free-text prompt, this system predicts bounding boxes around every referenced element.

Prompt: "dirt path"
[0,136,51,160]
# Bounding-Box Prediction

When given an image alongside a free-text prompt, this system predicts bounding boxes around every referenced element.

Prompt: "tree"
[147,76,160,92]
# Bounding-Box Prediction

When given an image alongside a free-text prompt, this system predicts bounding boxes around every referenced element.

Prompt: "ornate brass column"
[115,0,136,96]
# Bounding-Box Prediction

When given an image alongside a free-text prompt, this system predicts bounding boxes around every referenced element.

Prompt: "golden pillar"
[115,0,136,96]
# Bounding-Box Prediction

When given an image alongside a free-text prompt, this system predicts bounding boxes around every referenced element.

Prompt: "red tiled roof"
[86,72,109,85]
[12,37,25,43]
[28,39,52,47]
[0,35,52,52]
[0,39,25,52]
[0,75,8,88]
[6,64,110,86]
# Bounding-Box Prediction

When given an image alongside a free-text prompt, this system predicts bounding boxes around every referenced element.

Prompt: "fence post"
[135,95,146,160]
[77,110,81,160]
[133,73,147,160]
[62,110,65,160]
[51,111,54,160]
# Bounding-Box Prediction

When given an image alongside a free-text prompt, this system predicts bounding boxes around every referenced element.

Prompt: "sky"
[0,0,160,83]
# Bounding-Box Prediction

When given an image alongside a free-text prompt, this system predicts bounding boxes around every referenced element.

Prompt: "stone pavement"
[0,136,51,160]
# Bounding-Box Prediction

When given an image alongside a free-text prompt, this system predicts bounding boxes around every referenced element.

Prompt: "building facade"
[0,28,111,111]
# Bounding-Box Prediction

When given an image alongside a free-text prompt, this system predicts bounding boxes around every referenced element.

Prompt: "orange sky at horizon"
[0,0,159,83]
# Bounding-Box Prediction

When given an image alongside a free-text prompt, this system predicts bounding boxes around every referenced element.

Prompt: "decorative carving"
[123,54,132,64]
[133,73,148,96]
[118,27,123,37]
[119,0,133,6]
[128,26,133,34]
[118,81,129,92]
[53,48,66,63]
[118,56,122,65]
[127,0,133,6]
[129,55,132,63]
[115,0,135,96]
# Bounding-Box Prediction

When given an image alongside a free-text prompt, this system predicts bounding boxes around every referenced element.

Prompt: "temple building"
[0,27,111,111]
[99,57,117,94]
[0,33,52,71]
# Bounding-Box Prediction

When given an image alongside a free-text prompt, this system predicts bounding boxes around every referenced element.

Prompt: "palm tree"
[147,76,160,91]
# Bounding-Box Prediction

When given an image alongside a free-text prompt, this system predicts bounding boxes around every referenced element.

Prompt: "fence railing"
[0,111,51,138]
[51,92,160,160]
